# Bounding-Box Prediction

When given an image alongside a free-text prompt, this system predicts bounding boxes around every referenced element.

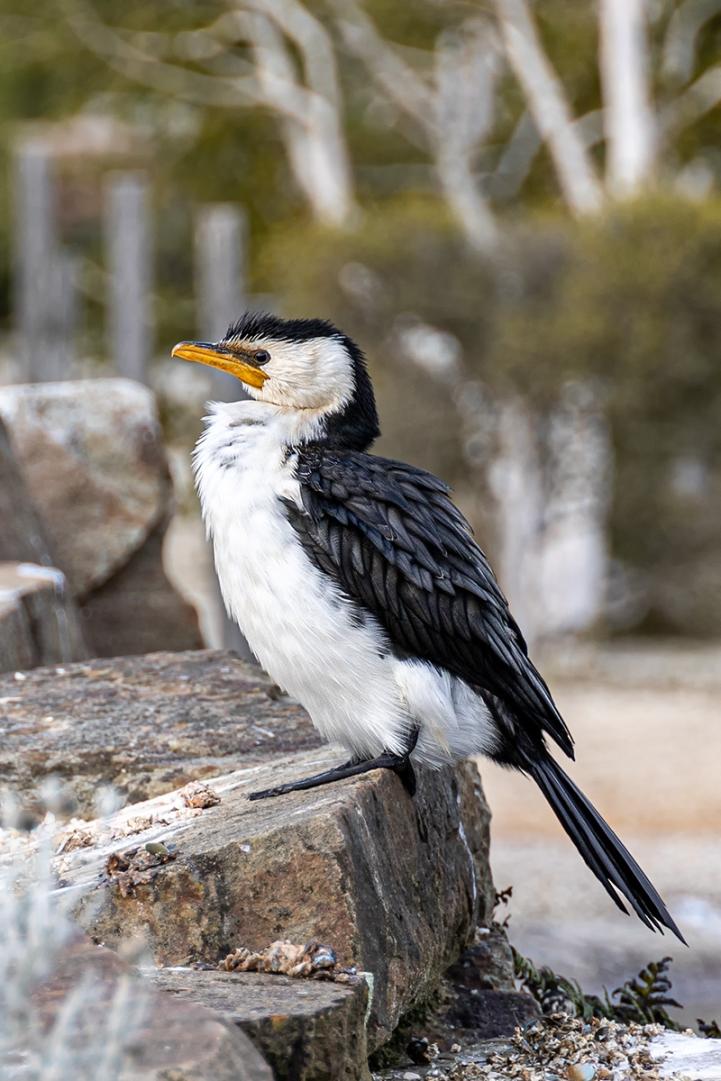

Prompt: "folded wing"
[284,445,574,759]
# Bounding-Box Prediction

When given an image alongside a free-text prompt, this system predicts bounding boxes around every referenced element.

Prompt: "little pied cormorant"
[172,312,683,940]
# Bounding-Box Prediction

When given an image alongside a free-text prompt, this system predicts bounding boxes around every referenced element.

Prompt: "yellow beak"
[171,340,269,389]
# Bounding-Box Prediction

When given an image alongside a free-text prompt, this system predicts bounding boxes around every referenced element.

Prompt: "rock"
[2,648,495,1057]
[57,750,491,1049]
[0,416,87,671]
[0,415,55,566]
[0,649,320,813]
[446,930,516,993]
[24,939,272,1081]
[150,967,370,1081]
[78,520,203,657]
[443,988,540,1039]
[0,379,167,595]
[0,562,87,673]
[0,379,202,656]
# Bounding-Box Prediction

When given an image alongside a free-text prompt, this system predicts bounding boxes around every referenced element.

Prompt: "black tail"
[529,754,685,942]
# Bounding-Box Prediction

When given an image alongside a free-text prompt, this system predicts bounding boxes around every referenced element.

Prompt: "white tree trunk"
[537,384,611,636]
[599,0,656,196]
[494,0,603,215]
[435,149,499,252]
[489,398,545,644]
[300,103,357,227]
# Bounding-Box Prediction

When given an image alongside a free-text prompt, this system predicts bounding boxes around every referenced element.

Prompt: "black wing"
[285,445,574,758]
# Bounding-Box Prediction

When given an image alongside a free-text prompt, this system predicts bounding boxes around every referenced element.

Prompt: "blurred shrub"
[263,197,721,636]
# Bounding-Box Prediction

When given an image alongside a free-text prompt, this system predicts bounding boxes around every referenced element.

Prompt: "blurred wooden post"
[44,253,79,381]
[194,204,248,401]
[194,204,254,659]
[104,172,152,384]
[13,138,76,382]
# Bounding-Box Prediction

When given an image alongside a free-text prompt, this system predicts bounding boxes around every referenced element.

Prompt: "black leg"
[248,726,420,801]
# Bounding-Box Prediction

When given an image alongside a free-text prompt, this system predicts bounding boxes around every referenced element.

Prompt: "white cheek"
[257,337,355,412]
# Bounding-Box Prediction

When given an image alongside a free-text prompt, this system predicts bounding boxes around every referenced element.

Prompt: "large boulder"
[0,415,55,567]
[0,648,495,1057]
[64,752,491,1050]
[0,415,87,671]
[0,379,202,657]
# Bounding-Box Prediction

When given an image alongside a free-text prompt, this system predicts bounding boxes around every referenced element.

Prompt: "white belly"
[193,401,498,765]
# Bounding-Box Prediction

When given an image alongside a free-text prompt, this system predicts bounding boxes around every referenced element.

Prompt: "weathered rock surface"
[0,415,55,567]
[77,520,204,657]
[0,416,87,670]
[439,931,539,1039]
[57,749,491,1049]
[444,988,540,1040]
[150,968,370,1081]
[25,940,272,1081]
[0,649,320,812]
[445,930,516,994]
[0,379,202,656]
[0,562,87,673]
[0,379,168,594]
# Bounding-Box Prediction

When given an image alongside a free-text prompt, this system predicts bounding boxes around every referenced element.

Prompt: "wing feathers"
[286,446,574,758]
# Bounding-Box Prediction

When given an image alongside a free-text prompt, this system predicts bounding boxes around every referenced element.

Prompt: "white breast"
[193,401,413,759]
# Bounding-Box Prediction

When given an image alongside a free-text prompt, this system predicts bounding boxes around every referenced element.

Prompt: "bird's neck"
[320,398,379,451]
[203,397,378,454]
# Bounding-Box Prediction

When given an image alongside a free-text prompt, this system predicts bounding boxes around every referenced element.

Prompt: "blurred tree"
[261,197,721,637]
[2,0,721,254]
[58,0,356,226]
[2,0,721,637]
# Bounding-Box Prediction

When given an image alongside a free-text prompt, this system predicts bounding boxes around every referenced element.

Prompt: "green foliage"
[611,957,684,1027]
[497,199,721,634]
[512,950,685,1031]
[512,947,616,1024]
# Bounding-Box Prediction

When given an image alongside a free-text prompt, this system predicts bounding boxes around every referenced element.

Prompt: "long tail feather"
[529,754,685,943]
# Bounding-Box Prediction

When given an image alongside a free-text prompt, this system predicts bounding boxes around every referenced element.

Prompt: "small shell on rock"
[180,781,221,809]
[567,1065,595,1080]
[144,841,171,857]
[56,827,94,853]
[220,939,356,983]
[307,943,337,969]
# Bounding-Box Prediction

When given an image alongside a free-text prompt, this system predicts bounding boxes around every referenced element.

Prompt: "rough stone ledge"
[52,750,492,1050]
[0,649,321,812]
[150,967,370,1081]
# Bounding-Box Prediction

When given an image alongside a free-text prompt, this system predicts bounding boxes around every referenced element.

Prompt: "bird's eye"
[255,349,270,365]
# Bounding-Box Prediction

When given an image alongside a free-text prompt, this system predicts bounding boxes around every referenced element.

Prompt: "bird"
[172,311,683,941]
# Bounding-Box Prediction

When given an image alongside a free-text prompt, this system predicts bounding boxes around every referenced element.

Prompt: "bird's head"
[172,312,379,449]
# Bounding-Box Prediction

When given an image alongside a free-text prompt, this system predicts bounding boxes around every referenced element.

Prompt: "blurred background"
[0,0,719,1026]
